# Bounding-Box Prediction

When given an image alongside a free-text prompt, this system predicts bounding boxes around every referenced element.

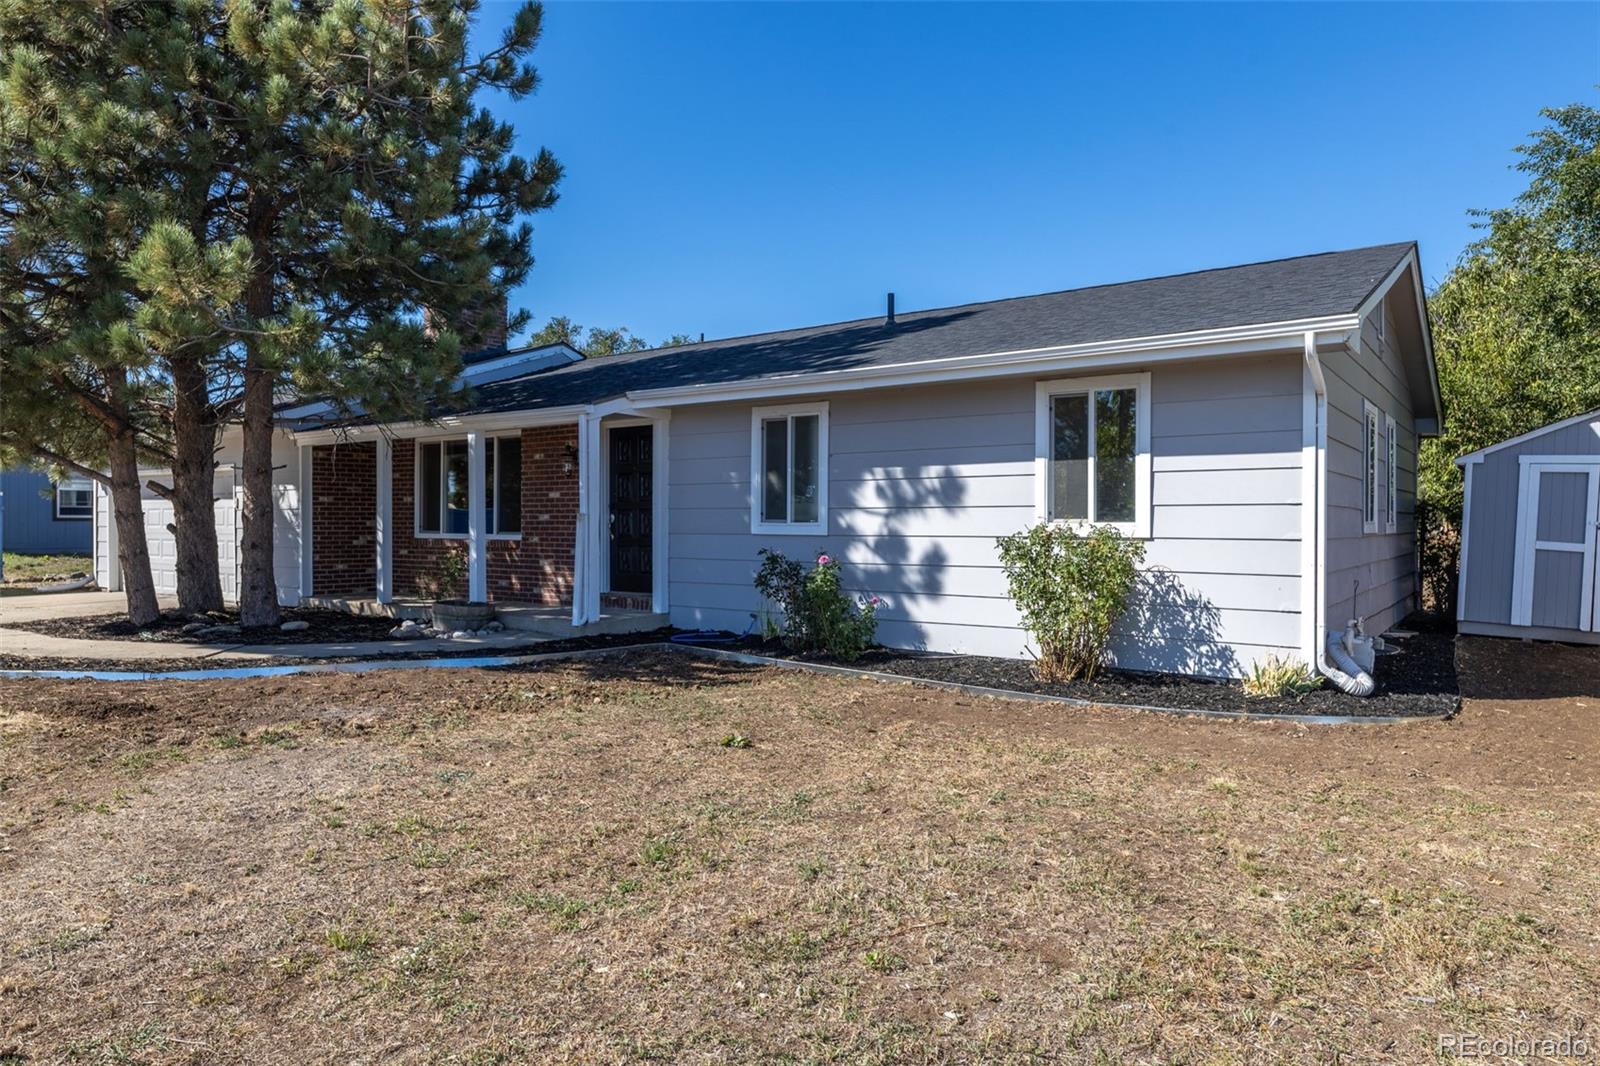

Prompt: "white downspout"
[1303,331,1375,697]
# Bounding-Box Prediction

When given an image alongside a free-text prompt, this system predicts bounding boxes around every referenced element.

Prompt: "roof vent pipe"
[886,292,895,327]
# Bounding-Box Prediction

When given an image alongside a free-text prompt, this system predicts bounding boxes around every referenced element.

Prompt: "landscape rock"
[194,624,241,639]
[279,620,311,632]
[451,630,473,640]
[388,625,424,639]
[180,622,208,635]
[483,621,505,633]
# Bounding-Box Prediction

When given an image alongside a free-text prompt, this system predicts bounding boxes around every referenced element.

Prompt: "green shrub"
[995,523,1145,682]
[1241,654,1322,699]
[754,548,878,661]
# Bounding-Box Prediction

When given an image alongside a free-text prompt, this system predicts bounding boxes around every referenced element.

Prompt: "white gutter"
[289,316,1365,442]
[1302,330,1375,696]
[625,315,1362,408]
[288,403,592,446]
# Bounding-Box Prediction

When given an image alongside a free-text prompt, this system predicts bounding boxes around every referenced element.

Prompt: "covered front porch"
[291,406,670,634]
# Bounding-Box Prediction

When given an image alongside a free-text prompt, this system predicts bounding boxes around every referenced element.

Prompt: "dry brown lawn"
[1,638,1596,1064]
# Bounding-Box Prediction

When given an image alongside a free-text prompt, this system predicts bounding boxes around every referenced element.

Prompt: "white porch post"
[585,417,604,624]
[651,411,670,616]
[374,435,392,603]
[579,408,598,624]
[298,444,314,600]
[467,430,487,602]
[571,412,603,626]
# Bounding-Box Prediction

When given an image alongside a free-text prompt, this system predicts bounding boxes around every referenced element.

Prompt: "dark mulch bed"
[6,606,401,646]
[2,614,1460,720]
[724,613,1460,719]
[0,628,680,675]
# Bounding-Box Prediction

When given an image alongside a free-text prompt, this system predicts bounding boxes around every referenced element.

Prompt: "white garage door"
[141,495,242,603]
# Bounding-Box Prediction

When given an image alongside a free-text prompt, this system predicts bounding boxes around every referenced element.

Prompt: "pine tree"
[152,0,562,625]
[5,0,562,627]
[0,3,176,626]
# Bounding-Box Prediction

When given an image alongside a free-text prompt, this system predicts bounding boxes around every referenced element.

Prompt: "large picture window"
[751,402,828,535]
[416,436,521,537]
[1035,373,1151,537]
[54,477,93,520]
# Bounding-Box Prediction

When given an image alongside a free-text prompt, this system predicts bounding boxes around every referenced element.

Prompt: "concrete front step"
[494,605,668,638]
[300,595,665,638]
[299,595,432,621]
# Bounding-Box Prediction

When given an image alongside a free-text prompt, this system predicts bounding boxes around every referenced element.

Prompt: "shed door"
[1513,462,1600,632]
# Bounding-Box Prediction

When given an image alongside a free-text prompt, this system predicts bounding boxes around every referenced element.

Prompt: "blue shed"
[1457,408,1600,644]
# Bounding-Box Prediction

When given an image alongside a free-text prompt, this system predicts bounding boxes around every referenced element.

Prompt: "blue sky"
[472,2,1598,346]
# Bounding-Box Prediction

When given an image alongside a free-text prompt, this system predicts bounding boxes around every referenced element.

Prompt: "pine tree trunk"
[170,352,224,614]
[238,260,280,627]
[108,425,161,627]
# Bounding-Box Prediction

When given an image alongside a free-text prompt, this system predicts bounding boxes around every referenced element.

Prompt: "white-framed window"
[415,435,522,538]
[1034,372,1151,538]
[1385,413,1398,532]
[54,477,93,520]
[751,402,828,535]
[1363,400,1381,535]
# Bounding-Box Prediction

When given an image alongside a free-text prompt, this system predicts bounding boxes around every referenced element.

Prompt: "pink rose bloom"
[869,596,881,606]
[817,554,830,565]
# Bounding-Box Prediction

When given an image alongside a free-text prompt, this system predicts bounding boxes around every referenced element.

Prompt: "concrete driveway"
[0,590,175,625]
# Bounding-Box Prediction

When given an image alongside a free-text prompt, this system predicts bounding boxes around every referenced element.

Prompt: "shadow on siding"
[1115,568,1236,678]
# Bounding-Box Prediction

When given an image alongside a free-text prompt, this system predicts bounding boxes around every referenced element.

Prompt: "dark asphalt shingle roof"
[385,242,1417,421]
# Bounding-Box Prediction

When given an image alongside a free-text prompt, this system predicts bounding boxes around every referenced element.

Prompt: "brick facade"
[310,442,376,595]
[391,424,578,605]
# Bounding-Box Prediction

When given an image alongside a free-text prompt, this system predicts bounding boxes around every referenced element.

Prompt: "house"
[90,242,1441,679]
[2,467,94,555]
[1456,408,1600,644]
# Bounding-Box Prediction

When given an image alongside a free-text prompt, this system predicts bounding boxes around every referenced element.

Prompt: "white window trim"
[1362,400,1381,535]
[1385,413,1398,533]
[54,477,94,520]
[1033,372,1152,539]
[750,401,829,536]
[414,436,524,541]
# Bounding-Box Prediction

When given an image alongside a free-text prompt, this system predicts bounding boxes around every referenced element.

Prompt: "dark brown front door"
[608,425,653,594]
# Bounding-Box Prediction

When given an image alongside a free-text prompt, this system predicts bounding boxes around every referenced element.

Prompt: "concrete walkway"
[0,591,560,662]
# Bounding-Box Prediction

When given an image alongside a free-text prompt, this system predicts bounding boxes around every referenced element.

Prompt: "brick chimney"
[423,293,508,354]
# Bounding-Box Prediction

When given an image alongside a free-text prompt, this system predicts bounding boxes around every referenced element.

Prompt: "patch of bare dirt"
[0,641,1595,1062]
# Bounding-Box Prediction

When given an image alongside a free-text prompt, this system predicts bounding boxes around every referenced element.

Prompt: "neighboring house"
[90,242,1441,678]
[1,467,94,555]
[1456,408,1600,645]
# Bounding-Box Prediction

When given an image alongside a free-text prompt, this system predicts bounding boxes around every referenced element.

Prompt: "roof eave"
[622,314,1362,408]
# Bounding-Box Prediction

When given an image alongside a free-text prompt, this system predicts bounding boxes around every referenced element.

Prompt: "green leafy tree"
[1419,99,1600,609]
[530,315,693,357]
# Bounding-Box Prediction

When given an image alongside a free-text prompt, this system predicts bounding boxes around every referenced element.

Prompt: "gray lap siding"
[1319,303,1419,638]
[665,353,1306,677]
